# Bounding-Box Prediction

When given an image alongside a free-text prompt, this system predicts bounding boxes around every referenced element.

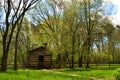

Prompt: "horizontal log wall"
[28,51,52,68]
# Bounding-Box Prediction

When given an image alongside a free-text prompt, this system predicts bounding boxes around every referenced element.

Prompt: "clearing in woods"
[0,68,116,80]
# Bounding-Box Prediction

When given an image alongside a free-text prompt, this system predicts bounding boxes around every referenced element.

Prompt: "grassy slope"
[0,70,90,80]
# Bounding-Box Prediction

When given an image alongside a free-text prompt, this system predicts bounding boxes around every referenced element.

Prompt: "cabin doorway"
[38,55,44,68]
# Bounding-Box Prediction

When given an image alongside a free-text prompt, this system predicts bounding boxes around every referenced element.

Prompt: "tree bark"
[71,35,75,70]
[1,49,8,71]
[1,0,11,71]
[65,51,72,69]
[14,16,24,70]
[78,56,83,67]
[86,35,90,68]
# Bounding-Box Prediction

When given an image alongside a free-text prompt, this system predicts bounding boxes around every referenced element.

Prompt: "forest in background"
[0,0,120,71]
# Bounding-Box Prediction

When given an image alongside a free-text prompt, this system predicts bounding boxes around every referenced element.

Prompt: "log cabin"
[27,43,52,69]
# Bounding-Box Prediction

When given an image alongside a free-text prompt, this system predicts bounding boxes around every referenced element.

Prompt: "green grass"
[0,65,118,80]
[0,69,90,80]
[60,68,116,80]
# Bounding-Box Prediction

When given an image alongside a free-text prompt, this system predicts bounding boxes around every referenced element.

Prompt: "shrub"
[114,68,120,80]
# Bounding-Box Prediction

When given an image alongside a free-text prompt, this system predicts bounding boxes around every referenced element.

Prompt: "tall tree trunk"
[86,0,91,68]
[86,36,90,68]
[65,51,72,69]
[77,33,83,67]
[1,29,13,71]
[78,56,83,67]
[14,30,19,70]
[1,48,8,71]
[71,36,75,70]
[22,54,26,68]
[1,0,11,71]
[71,53,74,70]
[14,16,24,70]
[1,26,16,71]
[62,53,66,67]
[14,40,18,70]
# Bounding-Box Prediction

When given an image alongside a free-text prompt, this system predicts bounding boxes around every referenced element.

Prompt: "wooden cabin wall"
[28,50,52,69]
[43,55,52,68]
[28,51,39,67]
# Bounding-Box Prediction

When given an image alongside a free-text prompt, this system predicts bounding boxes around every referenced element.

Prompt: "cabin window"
[39,56,44,62]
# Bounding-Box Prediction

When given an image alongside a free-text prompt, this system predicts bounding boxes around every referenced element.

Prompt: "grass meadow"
[0,69,90,80]
[60,68,116,80]
[0,65,119,80]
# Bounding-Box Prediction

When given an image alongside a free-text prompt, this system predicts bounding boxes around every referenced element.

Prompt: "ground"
[0,67,117,80]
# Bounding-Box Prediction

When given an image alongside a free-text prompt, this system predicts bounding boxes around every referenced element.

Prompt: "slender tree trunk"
[71,53,74,70]
[86,36,90,68]
[14,27,20,70]
[14,31,19,70]
[86,54,90,68]
[78,56,83,67]
[14,41,18,70]
[65,51,72,69]
[111,48,115,63]
[55,53,62,68]
[77,33,83,67]
[84,0,91,68]
[22,54,26,68]
[71,36,75,70]
[14,16,24,70]
[62,54,66,67]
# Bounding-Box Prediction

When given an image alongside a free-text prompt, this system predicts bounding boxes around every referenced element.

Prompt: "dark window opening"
[39,56,44,62]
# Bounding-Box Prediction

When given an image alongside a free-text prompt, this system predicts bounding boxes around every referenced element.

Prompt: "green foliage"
[114,68,120,80]
[1,0,120,70]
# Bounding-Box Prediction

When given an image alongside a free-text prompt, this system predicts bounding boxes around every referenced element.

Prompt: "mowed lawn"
[0,67,117,80]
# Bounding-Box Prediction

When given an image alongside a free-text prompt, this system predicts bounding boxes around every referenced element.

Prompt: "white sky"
[110,0,120,25]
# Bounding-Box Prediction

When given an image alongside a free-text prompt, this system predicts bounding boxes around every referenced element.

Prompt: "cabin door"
[38,55,44,68]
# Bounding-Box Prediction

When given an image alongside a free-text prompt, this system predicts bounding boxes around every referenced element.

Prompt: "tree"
[79,0,103,68]
[78,0,114,68]
[0,0,40,71]
[13,16,24,70]
[30,0,115,69]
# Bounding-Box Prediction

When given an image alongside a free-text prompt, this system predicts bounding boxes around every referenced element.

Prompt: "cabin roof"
[28,46,52,55]
[28,46,45,52]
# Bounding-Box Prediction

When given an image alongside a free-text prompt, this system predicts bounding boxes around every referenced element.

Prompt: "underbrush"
[114,68,120,80]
